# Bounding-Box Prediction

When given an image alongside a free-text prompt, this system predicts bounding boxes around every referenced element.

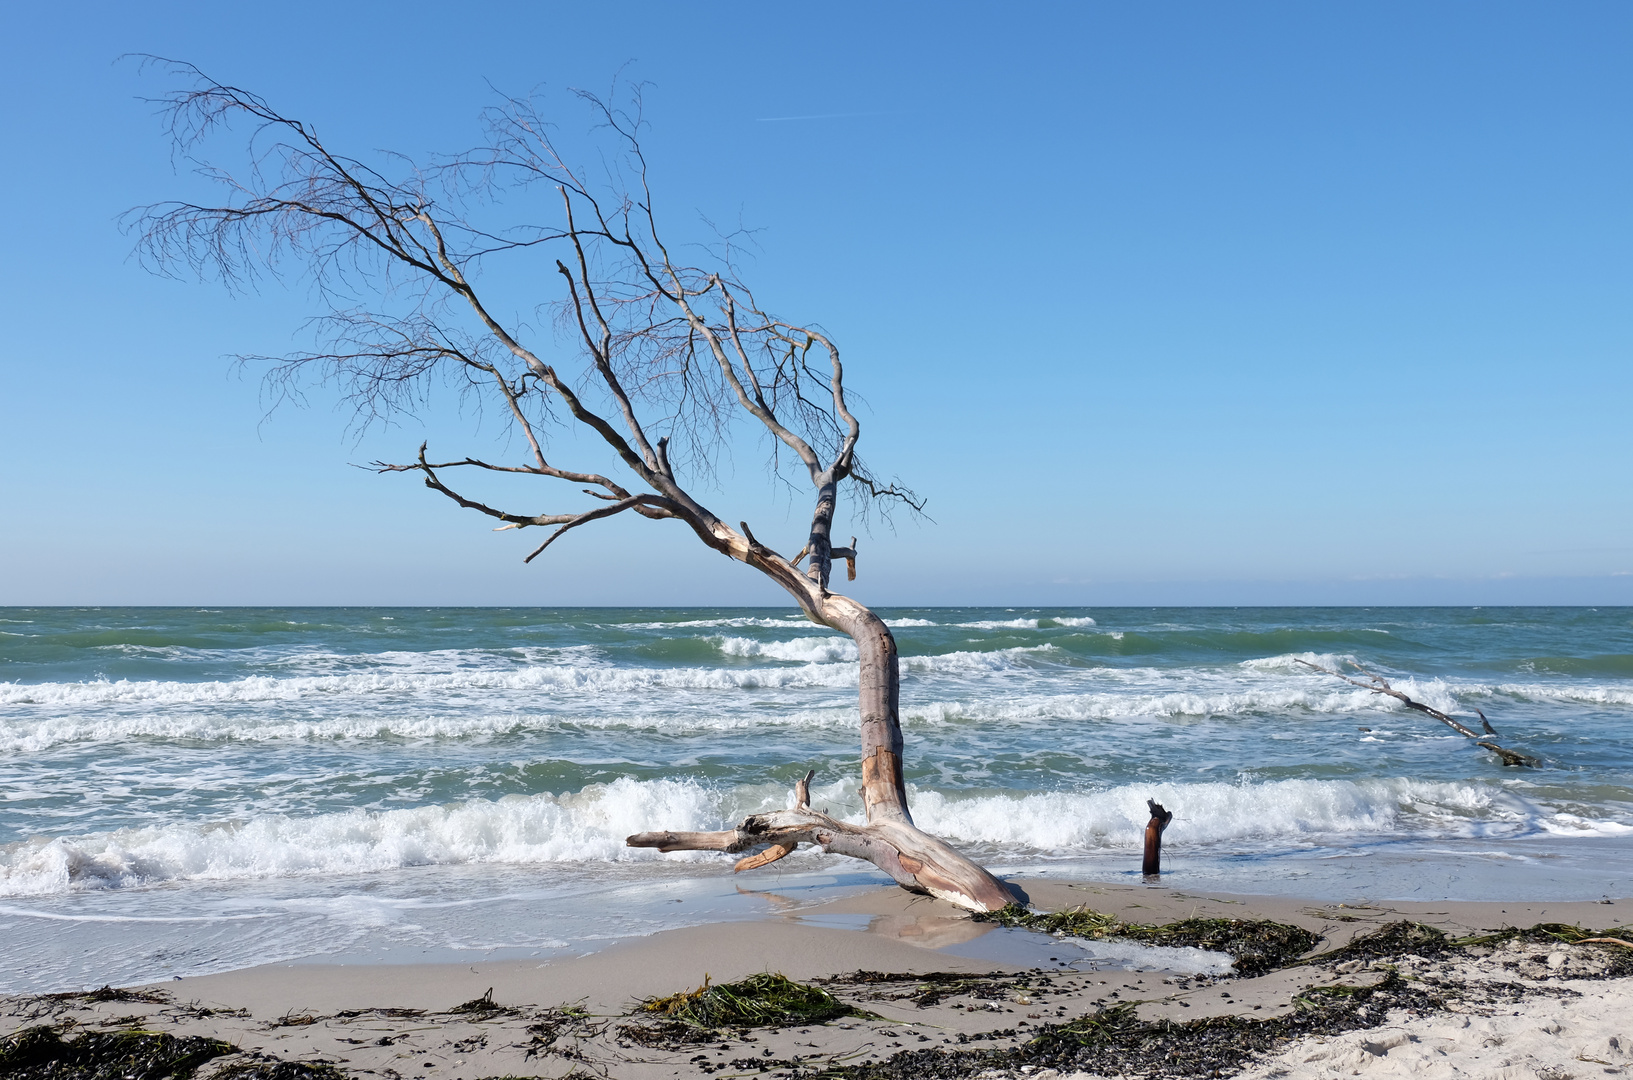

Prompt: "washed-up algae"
[817,971,1038,1008]
[1294,919,1633,978]
[636,973,871,1032]
[210,1060,349,1080]
[0,1025,234,1080]
[811,970,1436,1079]
[1293,919,1449,965]
[974,904,1321,976]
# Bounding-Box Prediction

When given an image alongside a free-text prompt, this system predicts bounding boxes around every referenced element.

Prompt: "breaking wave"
[713,635,858,663]
[4,775,1625,898]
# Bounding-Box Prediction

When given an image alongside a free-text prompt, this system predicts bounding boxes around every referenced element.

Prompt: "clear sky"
[2,2,1630,607]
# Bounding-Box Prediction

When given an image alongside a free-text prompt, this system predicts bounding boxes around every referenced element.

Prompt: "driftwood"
[1295,659,1538,767]
[1142,799,1173,877]
[133,65,1015,911]
[630,767,1013,908]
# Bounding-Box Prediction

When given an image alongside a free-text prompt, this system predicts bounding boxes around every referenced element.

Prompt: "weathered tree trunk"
[628,545,1017,912]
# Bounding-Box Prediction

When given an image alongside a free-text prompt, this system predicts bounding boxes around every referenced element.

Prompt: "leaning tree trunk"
[627,590,1016,912]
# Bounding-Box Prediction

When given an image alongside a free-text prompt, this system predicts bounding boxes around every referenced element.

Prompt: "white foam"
[900,645,1060,674]
[0,660,859,716]
[1252,654,1633,709]
[1046,617,1098,628]
[1240,652,1359,674]
[908,777,1578,851]
[883,618,938,627]
[7,775,1622,898]
[1074,938,1235,976]
[1494,682,1633,707]
[956,618,1040,630]
[613,616,809,630]
[0,777,731,897]
[713,635,859,663]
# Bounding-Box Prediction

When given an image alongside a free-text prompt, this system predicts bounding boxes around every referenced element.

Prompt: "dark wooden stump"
[1142,799,1173,877]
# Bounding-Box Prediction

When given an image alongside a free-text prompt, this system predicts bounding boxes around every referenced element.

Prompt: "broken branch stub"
[1142,799,1173,877]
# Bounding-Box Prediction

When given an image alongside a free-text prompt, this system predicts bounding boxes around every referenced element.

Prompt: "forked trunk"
[627,588,1016,912]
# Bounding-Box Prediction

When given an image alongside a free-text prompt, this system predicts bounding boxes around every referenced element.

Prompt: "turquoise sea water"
[1,606,1630,991]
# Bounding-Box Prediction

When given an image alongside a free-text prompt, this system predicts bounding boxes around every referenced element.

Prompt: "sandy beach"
[5,879,1631,1079]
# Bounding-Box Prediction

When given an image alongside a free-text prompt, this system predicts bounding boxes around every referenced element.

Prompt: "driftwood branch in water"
[1295,658,1538,767]
[1142,799,1172,877]
[1476,740,1537,768]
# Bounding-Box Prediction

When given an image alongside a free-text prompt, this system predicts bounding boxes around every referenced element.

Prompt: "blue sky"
[1,2,1630,606]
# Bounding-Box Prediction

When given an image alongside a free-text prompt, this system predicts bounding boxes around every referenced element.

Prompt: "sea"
[1,606,1630,993]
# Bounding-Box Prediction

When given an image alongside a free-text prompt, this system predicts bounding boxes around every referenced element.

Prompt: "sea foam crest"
[611,616,809,630]
[910,777,1576,850]
[0,778,730,897]
[0,661,860,712]
[714,635,859,663]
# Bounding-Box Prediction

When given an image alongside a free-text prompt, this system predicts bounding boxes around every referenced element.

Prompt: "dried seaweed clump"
[820,970,1033,1008]
[823,971,1432,1079]
[210,1060,349,1080]
[975,904,1321,976]
[0,1025,234,1080]
[448,987,518,1017]
[637,973,865,1030]
[1453,921,1633,949]
[1301,920,1448,965]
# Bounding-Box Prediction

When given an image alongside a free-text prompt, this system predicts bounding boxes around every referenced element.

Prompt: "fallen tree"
[130,62,1016,911]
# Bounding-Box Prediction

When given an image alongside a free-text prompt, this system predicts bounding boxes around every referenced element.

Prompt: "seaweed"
[1449,922,1633,979]
[974,904,1321,976]
[815,970,1437,1079]
[0,1025,234,1080]
[1296,920,1449,966]
[816,971,1034,1008]
[523,1005,605,1061]
[83,986,171,1006]
[1452,921,1633,949]
[210,1060,349,1080]
[448,988,518,1017]
[636,973,871,1031]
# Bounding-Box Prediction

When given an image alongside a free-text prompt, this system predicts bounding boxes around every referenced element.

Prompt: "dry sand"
[4,880,1630,1079]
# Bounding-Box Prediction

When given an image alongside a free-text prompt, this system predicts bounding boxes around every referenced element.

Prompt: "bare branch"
[1296,658,1539,767]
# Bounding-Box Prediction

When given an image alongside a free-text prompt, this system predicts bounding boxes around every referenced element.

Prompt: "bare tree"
[129,61,1016,912]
